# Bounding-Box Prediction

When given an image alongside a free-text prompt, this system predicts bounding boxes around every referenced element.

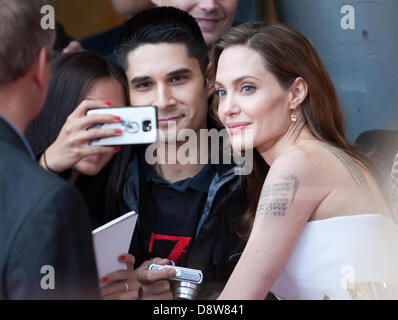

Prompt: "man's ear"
[32,46,51,90]
[205,63,215,98]
[288,77,308,110]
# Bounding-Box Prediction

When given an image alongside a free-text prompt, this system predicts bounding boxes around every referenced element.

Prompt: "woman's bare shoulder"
[268,143,346,191]
[271,144,327,175]
[257,145,331,220]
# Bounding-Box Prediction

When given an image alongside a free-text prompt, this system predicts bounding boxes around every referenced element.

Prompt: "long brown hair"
[26,52,133,228]
[212,22,383,239]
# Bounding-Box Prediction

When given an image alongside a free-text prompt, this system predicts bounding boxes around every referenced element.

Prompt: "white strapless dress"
[271,214,398,299]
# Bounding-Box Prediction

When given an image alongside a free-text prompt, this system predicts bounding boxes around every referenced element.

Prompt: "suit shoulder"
[0,142,86,219]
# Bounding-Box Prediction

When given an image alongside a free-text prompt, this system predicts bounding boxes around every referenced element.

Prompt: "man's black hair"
[115,6,209,78]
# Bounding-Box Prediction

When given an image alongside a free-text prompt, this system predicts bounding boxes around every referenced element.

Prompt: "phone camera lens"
[123,120,139,133]
[142,120,152,132]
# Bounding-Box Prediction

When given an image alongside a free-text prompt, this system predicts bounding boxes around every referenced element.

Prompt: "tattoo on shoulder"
[322,145,367,188]
[257,175,300,216]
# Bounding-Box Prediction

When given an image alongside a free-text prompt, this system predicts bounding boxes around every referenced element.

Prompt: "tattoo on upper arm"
[322,145,367,188]
[257,175,300,216]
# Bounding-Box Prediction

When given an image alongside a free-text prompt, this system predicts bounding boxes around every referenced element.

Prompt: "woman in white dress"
[212,22,398,300]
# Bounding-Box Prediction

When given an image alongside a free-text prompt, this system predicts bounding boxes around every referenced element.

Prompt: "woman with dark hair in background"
[26,52,139,300]
[213,22,398,300]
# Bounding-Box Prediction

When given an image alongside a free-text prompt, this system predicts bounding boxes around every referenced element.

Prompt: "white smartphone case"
[87,106,158,146]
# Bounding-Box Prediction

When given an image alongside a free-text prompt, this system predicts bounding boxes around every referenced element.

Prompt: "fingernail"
[105,101,112,106]
[115,129,122,134]
[169,269,176,276]
[119,255,126,262]
[101,277,108,283]
[114,147,121,153]
[113,116,121,121]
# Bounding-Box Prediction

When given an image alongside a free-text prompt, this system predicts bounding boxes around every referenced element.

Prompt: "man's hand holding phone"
[136,258,176,300]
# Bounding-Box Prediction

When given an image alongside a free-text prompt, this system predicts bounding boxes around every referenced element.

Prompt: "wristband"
[42,151,59,174]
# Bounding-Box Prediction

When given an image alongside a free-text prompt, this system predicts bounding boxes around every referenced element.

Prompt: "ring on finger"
[124,281,129,293]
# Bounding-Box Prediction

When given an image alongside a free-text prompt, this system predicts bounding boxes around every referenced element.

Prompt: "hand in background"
[62,41,84,54]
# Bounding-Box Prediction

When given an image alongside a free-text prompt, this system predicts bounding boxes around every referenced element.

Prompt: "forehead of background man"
[152,0,238,46]
[110,0,154,17]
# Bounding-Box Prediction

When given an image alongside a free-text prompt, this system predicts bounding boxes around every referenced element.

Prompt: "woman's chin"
[74,164,103,177]
[74,154,113,176]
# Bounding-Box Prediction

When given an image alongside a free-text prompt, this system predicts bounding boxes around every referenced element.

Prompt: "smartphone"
[148,264,203,284]
[87,106,157,146]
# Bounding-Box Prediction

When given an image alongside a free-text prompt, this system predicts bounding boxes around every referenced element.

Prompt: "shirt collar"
[0,116,35,160]
[138,150,215,193]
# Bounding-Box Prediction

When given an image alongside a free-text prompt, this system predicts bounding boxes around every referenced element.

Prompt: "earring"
[290,108,297,123]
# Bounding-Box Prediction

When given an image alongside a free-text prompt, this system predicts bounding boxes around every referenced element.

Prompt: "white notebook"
[92,211,138,285]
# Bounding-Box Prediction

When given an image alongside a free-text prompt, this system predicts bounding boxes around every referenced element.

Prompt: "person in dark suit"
[0,0,99,299]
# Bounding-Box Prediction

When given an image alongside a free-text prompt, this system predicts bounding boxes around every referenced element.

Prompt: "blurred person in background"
[81,0,155,58]
[152,0,238,49]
